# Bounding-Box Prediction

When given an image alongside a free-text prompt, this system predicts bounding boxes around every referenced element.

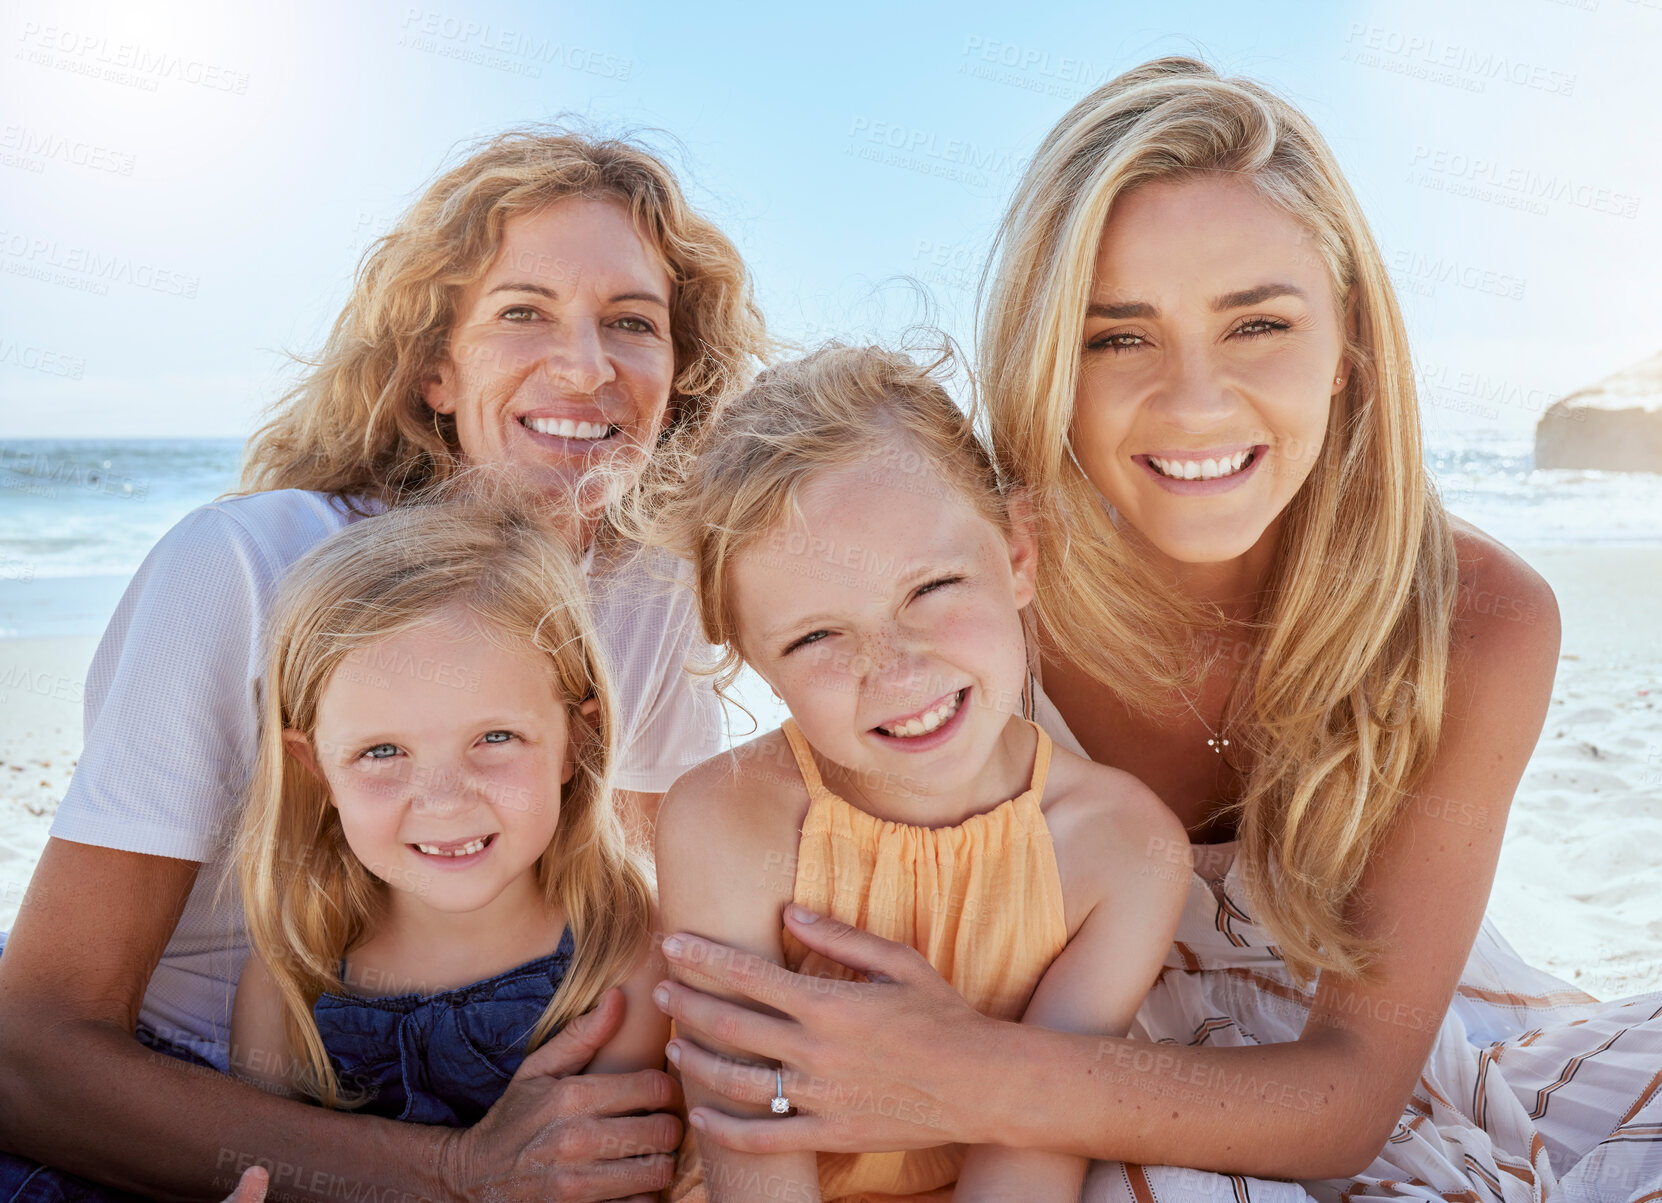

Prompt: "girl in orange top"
[647,345,1189,1202]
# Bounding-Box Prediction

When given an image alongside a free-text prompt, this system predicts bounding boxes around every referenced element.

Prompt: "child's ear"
[281,729,327,796]
[1004,488,1039,610]
[561,697,602,786]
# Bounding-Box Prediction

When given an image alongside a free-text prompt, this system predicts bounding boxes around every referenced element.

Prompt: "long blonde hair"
[240,126,767,508]
[979,56,1458,983]
[636,343,1010,700]
[233,483,653,1107]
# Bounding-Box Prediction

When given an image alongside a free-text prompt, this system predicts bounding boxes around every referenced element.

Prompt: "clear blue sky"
[3,0,1658,442]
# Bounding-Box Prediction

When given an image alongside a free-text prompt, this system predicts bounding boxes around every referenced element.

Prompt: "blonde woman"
[651,60,1662,1198]
[0,129,763,1200]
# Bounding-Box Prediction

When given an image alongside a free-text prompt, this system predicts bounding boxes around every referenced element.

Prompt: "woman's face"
[1074,174,1349,567]
[424,196,677,515]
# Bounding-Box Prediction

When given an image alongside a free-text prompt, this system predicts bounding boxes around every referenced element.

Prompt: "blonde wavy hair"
[635,343,1010,701]
[232,482,653,1108]
[240,125,767,508]
[979,56,1458,983]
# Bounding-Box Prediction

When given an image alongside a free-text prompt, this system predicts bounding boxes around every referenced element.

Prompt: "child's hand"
[438,988,682,1202]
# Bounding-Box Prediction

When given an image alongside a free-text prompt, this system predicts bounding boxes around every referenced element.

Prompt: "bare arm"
[0,839,680,1203]
[655,542,1560,1180]
[955,784,1188,1201]
[585,923,672,1076]
[228,954,304,1099]
[654,751,821,1203]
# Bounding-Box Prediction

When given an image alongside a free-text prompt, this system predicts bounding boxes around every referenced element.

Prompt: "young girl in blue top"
[228,490,666,1122]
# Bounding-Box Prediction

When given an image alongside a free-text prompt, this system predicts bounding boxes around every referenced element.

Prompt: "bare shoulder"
[653,727,811,916]
[1040,743,1188,926]
[656,729,809,857]
[1450,520,1560,664]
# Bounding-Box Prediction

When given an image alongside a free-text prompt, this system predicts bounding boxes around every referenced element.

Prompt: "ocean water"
[1,434,1659,640]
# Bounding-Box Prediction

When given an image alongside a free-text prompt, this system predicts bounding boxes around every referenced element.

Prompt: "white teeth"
[415,837,488,857]
[1149,451,1254,480]
[523,417,615,440]
[881,690,963,738]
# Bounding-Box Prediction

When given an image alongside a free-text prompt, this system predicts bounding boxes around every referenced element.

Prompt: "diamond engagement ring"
[771,1066,790,1114]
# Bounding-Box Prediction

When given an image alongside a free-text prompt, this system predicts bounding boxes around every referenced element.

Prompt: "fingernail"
[665,1040,681,1066]
[689,1111,707,1132]
[653,984,670,1010]
[661,934,684,959]
[787,905,819,924]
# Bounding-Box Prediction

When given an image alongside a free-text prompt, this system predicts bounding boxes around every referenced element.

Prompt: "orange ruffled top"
[674,717,1069,1202]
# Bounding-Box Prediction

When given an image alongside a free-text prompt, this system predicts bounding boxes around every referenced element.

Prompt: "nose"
[406,758,483,821]
[857,627,932,704]
[540,316,615,395]
[1153,345,1238,436]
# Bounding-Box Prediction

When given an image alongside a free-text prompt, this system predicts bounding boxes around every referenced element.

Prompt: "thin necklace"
[1175,680,1231,755]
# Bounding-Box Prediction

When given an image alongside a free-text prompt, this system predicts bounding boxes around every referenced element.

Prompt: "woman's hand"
[653,906,1007,1156]
[439,988,682,1202]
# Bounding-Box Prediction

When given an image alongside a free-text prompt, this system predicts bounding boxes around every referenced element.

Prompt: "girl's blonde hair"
[639,343,1009,699]
[233,481,652,1107]
[239,125,767,509]
[979,56,1458,983]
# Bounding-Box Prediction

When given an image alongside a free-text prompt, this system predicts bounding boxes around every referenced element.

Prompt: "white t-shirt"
[44,488,721,1071]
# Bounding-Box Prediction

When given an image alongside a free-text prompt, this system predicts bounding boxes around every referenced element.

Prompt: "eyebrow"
[1212,282,1306,310]
[485,282,670,309]
[1085,282,1307,321]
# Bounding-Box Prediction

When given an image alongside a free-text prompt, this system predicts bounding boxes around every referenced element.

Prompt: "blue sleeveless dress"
[314,926,576,1126]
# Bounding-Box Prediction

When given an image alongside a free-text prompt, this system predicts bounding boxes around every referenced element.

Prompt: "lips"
[872,688,968,738]
[409,833,496,858]
[1146,448,1254,480]
[1133,445,1267,495]
[518,415,618,441]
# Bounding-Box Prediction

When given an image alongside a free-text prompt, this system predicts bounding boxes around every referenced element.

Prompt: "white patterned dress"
[1028,685,1662,1203]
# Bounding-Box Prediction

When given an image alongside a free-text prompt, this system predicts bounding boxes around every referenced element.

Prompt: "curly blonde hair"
[240,126,767,508]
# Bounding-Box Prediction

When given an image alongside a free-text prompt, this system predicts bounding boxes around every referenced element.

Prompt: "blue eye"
[481,730,514,745]
[362,744,399,760]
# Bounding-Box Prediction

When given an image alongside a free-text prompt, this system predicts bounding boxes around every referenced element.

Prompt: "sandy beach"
[1,548,1658,1000]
